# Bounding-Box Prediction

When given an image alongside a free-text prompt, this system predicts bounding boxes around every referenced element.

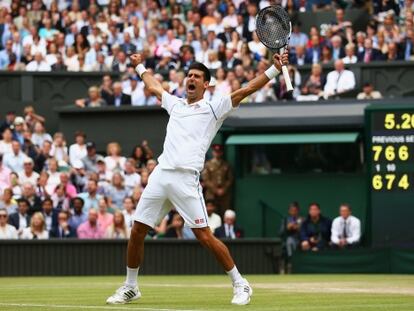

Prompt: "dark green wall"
[234,173,366,238]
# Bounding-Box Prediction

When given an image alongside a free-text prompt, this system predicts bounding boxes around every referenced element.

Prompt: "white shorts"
[133,166,209,228]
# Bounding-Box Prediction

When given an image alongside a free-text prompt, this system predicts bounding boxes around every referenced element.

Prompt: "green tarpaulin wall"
[292,249,414,274]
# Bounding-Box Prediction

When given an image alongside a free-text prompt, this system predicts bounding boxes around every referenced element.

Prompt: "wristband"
[264,65,280,80]
[135,64,147,78]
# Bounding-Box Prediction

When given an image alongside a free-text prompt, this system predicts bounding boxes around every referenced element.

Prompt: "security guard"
[202,144,234,216]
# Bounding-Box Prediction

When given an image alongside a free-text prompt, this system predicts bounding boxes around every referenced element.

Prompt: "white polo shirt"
[158,91,236,172]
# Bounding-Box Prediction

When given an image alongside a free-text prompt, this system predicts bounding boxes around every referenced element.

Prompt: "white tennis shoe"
[231,279,253,305]
[106,285,141,304]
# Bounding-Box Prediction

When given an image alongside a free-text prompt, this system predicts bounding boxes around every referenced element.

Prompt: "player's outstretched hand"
[272,50,289,71]
[130,53,143,67]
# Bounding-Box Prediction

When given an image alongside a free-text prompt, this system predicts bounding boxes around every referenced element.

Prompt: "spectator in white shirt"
[26,52,51,71]
[49,132,69,164]
[0,127,13,155]
[31,121,52,149]
[323,59,356,99]
[206,199,222,233]
[331,203,361,248]
[357,82,383,100]
[342,43,357,64]
[0,154,11,193]
[122,197,135,229]
[123,158,141,192]
[20,211,49,239]
[3,141,26,173]
[0,208,18,239]
[69,131,87,166]
[18,157,39,188]
[65,46,79,71]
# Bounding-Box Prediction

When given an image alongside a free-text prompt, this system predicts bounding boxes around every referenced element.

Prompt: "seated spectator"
[299,63,325,99]
[77,208,105,239]
[146,159,157,175]
[50,132,69,163]
[290,23,308,50]
[59,173,77,199]
[3,141,26,173]
[342,43,358,64]
[50,211,76,238]
[69,131,87,166]
[300,203,331,251]
[323,59,356,99]
[105,210,130,239]
[305,35,322,64]
[164,212,184,239]
[135,87,158,106]
[122,197,135,229]
[21,183,42,215]
[23,105,45,129]
[97,197,114,231]
[206,199,222,233]
[8,198,31,235]
[214,209,244,239]
[20,212,49,239]
[357,82,383,100]
[78,179,102,213]
[104,142,126,178]
[51,53,67,71]
[107,173,129,208]
[12,116,25,146]
[386,42,402,61]
[357,38,384,62]
[10,172,22,198]
[123,159,141,192]
[31,121,52,149]
[0,127,14,155]
[280,202,304,261]
[18,157,39,187]
[34,141,52,172]
[36,171,51,200]
[331,203,361,249]
[290,45,306,66]
[51,184,70,211]
[41,198,58,232]
[0,207,18,239]
[321,45,333,64]
[330,35,345,61]
[82,142,104,174]
[75,86,107,108]
[68,197,87,232]
[0,188,17,215]
[45,158,60,193]
[25,52,51,71]
[0,155,11,193]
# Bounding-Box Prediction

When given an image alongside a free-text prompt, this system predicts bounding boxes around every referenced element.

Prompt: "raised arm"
[230,51,289,107]
[130,54,164,100]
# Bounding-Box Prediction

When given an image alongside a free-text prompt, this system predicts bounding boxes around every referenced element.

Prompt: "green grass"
[0,275,414,311]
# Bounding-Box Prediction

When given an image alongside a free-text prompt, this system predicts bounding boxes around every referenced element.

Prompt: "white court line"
[0,303,203,311]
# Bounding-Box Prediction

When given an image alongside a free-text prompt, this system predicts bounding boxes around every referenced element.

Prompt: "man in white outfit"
[106,51,289,306]
[331,203,361,248]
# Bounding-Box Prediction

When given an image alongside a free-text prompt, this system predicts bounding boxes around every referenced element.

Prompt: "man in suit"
[330,35,345,61]
[41,198,58,232]
[107,82,131,106]
[120,32,137,56]
[214,209,244,239]
[222,48,242,70]
[305,35,322,64]
[357,38,384,62]
[300,203,332,251]
[50,211,76,238]
[217,23,233,45]
[8,198,31,233]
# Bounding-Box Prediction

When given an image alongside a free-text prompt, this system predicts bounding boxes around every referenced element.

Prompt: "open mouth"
[188,84,196,91]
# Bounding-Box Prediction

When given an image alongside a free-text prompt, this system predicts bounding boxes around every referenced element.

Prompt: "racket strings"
[256,6,291,50]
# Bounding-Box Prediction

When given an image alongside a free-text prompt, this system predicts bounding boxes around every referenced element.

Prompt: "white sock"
[125,267,139,287]
[226,266,244,284]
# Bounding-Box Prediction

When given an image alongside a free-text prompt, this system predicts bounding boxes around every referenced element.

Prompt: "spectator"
[12,116,25,145]
[290,23,309,49]
[0,155,11,193]
[51,184,70,211]
[23,106,45,129]
[18,157,39,187]
[50,132,69,163]
[49,211,76,238]
[76,86,107,108]
[107,82,131,106]
[122,197,135,229]
[131,145,148,172]
[123,159,141,192]
[34,141,52,172]
[0,111,15,135]
[3,141,26,173]
[26,52,51,71]
[357,82,383,100]
[68,197,87,231]
[205,199,222,233]
[8,198,31,235]
[21,183,42,215]
[305,35,322,64]
[164,212,184,239]
[31,121,52,148]
[69,131,87,166]
[135,86,158,106]
[280,202,304,262]
[357,38,384,62]
[97,197,114,231]
[107,172,129,208]
[36,171,50,200]
[10,172,22,199]
[300,203,331,251]
[323,59,356,99]
[330,35,345,61]
[104,142,126,178]
[82,142,104,174]
[299,63,325,99]
[202,144,233,216]
[0,188,17,215]
[51,53,67,71]
[59,173,77,199]
[45,158,60,194]
[331,203,361,249]
[105,210,130,239]
[342,43,358,64]
[0,127,14,155]
[77,208,105,239]
[20,211,49,239]
[78,179,102,213]
[214,209,244,239]
[0,208,18,239]
[41,198,58,232]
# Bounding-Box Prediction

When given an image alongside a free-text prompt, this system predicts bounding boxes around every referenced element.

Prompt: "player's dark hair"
[188,62,211,82]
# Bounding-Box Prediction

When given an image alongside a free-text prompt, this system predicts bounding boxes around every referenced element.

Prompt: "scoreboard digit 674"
[365,105,414,247]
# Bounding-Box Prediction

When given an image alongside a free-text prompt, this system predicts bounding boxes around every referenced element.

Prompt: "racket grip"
[281,65,294,92]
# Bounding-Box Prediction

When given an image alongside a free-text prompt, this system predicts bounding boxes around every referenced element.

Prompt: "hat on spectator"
[23,157,33,165]
[86,142,96,149]
[209,77,217,87]
[212,144,223,152]
[14,116,24,125]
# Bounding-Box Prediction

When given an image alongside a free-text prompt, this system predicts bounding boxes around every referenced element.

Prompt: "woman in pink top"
[97,197,114,232]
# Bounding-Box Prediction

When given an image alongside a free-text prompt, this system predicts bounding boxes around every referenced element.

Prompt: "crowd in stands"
[0,1,410,103]
[0,105,241,240]
[279,201,361,271]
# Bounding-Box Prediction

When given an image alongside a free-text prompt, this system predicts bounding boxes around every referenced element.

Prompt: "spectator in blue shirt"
[300,203,331,251]
[68,197,87,233]
[0,39,13,69]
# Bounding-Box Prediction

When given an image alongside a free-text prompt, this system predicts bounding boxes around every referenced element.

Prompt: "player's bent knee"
[192,227,214,246]
[131,221,151,239]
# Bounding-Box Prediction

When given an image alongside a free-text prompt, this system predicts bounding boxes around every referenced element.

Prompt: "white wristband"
[264,65,280,80]
[135,64,147,78]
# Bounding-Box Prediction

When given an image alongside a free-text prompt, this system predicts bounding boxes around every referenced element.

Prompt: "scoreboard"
[366,105,414,247]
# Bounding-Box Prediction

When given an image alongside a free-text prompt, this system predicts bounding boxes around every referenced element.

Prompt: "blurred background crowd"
[0,0,410,102]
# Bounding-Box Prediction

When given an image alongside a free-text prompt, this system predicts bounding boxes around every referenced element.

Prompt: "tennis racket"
[256,5,293,92]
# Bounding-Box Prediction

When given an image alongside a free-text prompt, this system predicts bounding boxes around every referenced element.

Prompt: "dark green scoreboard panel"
[366,105,414,247]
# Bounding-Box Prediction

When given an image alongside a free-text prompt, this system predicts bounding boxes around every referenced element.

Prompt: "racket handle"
[281,65,294,92]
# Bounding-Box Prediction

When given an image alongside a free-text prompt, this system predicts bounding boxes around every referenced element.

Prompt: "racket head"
[255,5,292,51]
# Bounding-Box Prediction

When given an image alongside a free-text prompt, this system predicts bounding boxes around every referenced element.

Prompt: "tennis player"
[106,51,289,306]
